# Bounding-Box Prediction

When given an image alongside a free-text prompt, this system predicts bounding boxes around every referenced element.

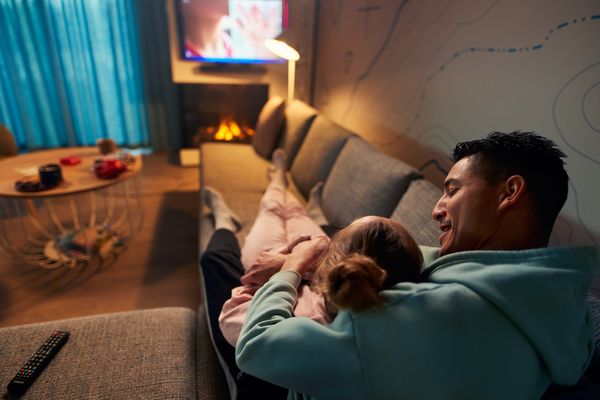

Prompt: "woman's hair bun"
[324,253,387,312]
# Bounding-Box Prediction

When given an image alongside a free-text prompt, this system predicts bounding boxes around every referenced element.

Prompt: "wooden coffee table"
[0,147,143,269]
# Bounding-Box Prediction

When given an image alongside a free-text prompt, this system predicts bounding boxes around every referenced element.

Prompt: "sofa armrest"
[0,308,197,399]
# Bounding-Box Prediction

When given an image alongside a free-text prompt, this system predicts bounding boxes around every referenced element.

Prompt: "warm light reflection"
[207,119,255,142]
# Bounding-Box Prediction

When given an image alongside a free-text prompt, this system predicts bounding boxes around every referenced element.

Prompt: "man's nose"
[432,199,446,222]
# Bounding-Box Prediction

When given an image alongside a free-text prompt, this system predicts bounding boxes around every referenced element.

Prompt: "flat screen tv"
[177,0,289,64]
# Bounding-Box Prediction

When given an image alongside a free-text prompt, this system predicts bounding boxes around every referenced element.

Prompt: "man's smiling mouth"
[439,223,451,244]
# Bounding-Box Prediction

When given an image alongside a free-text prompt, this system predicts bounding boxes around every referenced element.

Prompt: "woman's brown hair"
[314,217,422,315]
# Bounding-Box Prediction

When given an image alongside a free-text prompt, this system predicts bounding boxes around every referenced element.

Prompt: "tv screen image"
[178,0,288,64]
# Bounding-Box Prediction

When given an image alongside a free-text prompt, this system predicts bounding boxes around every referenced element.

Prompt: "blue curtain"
[0,0,150,150]
[134,0,181,151]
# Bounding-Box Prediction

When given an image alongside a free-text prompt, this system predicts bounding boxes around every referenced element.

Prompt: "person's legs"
[200,229,244,381]
[202,187,241,232]
[201,229,288,400]
[282,194,327,241]
[201,185,288,400]
[240,149,290,268]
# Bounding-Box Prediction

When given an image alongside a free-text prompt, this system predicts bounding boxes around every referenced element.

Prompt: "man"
[204,132,599,399]
[432,131,569,256]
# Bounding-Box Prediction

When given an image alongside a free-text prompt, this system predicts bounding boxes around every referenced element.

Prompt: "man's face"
[432,155,504,256]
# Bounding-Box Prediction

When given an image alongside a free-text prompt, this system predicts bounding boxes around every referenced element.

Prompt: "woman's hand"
[281,236,330,279]
[281,235,312,254]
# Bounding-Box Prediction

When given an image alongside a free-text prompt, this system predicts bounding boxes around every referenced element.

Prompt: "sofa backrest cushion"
[290,116,353,198]
[321,137,422,228]
[278,100,318,168]
[390,179,442,247]
[252,95,286,159]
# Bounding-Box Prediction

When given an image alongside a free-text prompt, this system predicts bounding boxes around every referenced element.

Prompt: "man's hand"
[281,236,330,280]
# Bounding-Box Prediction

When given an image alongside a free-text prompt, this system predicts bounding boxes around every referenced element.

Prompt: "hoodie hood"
[422,246,599,385]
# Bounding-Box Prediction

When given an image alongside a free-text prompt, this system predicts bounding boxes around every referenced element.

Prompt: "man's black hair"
[451,131,569,235]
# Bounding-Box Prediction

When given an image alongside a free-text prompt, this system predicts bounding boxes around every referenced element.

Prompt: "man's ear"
[498,175,526,211]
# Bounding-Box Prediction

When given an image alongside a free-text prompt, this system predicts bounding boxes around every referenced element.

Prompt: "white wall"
[313,0,600,248]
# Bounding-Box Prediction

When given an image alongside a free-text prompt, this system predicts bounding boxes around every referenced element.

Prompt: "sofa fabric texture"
[390,179,443,247]
[321,137,423,228]
[201,143,271,194]
[251,95,285,160]
[0,308,198,399]
[290,115,354,198]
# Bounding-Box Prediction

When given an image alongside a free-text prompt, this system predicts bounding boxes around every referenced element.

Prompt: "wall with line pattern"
[312,0,600,249]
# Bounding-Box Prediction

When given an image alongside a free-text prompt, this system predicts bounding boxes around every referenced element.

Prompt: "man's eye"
[448,188,458,197]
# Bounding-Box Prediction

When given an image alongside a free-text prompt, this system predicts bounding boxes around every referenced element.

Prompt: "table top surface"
[0,147,142,198]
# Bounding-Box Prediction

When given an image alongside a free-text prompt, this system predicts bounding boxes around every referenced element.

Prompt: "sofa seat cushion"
[390,179,442,247]
[252,95,285,159]
[321,137,422,228]
[278,100,318,168]
[290,116,354,198]
[201,142,272,193]
[200,142,307,251]
[0,308,197,399]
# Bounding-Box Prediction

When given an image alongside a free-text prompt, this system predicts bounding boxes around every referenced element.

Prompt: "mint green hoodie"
[236,246,599,400]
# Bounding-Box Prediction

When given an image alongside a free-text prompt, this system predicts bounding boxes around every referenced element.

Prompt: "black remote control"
[7,330,70,396]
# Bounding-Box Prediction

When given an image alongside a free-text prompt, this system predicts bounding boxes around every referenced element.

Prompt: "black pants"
[200,229,288,400]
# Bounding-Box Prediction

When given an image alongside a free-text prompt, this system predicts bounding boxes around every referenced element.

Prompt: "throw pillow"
[321,137,422,228]
[289,116,354,198]
[252,96,286,159]
[390,179,442,247]
[278,100,318,168]
[305,182,328,227]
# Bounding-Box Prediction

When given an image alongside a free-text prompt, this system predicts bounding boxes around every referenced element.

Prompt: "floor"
[0,152,202,328]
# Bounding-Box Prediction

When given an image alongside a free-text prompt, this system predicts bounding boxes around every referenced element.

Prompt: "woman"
[201,149,421,399]
[207,149,422,346]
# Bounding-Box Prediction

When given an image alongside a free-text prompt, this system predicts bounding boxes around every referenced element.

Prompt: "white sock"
[202,187,241,232]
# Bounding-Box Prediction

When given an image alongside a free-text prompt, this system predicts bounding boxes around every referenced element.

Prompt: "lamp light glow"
[265,31,300,102]
[264,38,300,61]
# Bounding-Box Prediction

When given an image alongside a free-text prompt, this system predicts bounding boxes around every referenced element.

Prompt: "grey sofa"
[199,98,600,398]
[1,99,598,399]
[199,99,442,252]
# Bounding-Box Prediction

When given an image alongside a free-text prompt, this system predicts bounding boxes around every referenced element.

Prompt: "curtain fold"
[134,0,181,151]
[0,0,150,150]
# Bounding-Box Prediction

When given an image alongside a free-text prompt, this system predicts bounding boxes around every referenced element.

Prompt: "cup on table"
[38,164,63,187]
[97,138,117,155]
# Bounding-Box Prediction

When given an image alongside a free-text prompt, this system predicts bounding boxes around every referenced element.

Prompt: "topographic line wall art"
[313,0,600,251]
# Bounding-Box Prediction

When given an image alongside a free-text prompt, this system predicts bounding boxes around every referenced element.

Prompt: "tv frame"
[176,0,289,65]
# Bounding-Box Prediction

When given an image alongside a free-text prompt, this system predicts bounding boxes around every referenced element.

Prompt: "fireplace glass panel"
[180,84,269,146]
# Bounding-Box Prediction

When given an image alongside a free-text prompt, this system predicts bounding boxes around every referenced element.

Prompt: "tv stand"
[195,64,266,74]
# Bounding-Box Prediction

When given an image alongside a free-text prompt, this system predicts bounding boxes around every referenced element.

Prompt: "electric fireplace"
[179,83,269,147]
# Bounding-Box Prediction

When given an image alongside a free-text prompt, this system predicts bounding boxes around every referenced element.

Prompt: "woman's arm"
[219,251,287,346]
[235,271,365,398]
[219,236,316,346]
[235,238,366,398]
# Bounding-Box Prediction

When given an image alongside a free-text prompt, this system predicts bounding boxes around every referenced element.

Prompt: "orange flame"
[211,119,255,142]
